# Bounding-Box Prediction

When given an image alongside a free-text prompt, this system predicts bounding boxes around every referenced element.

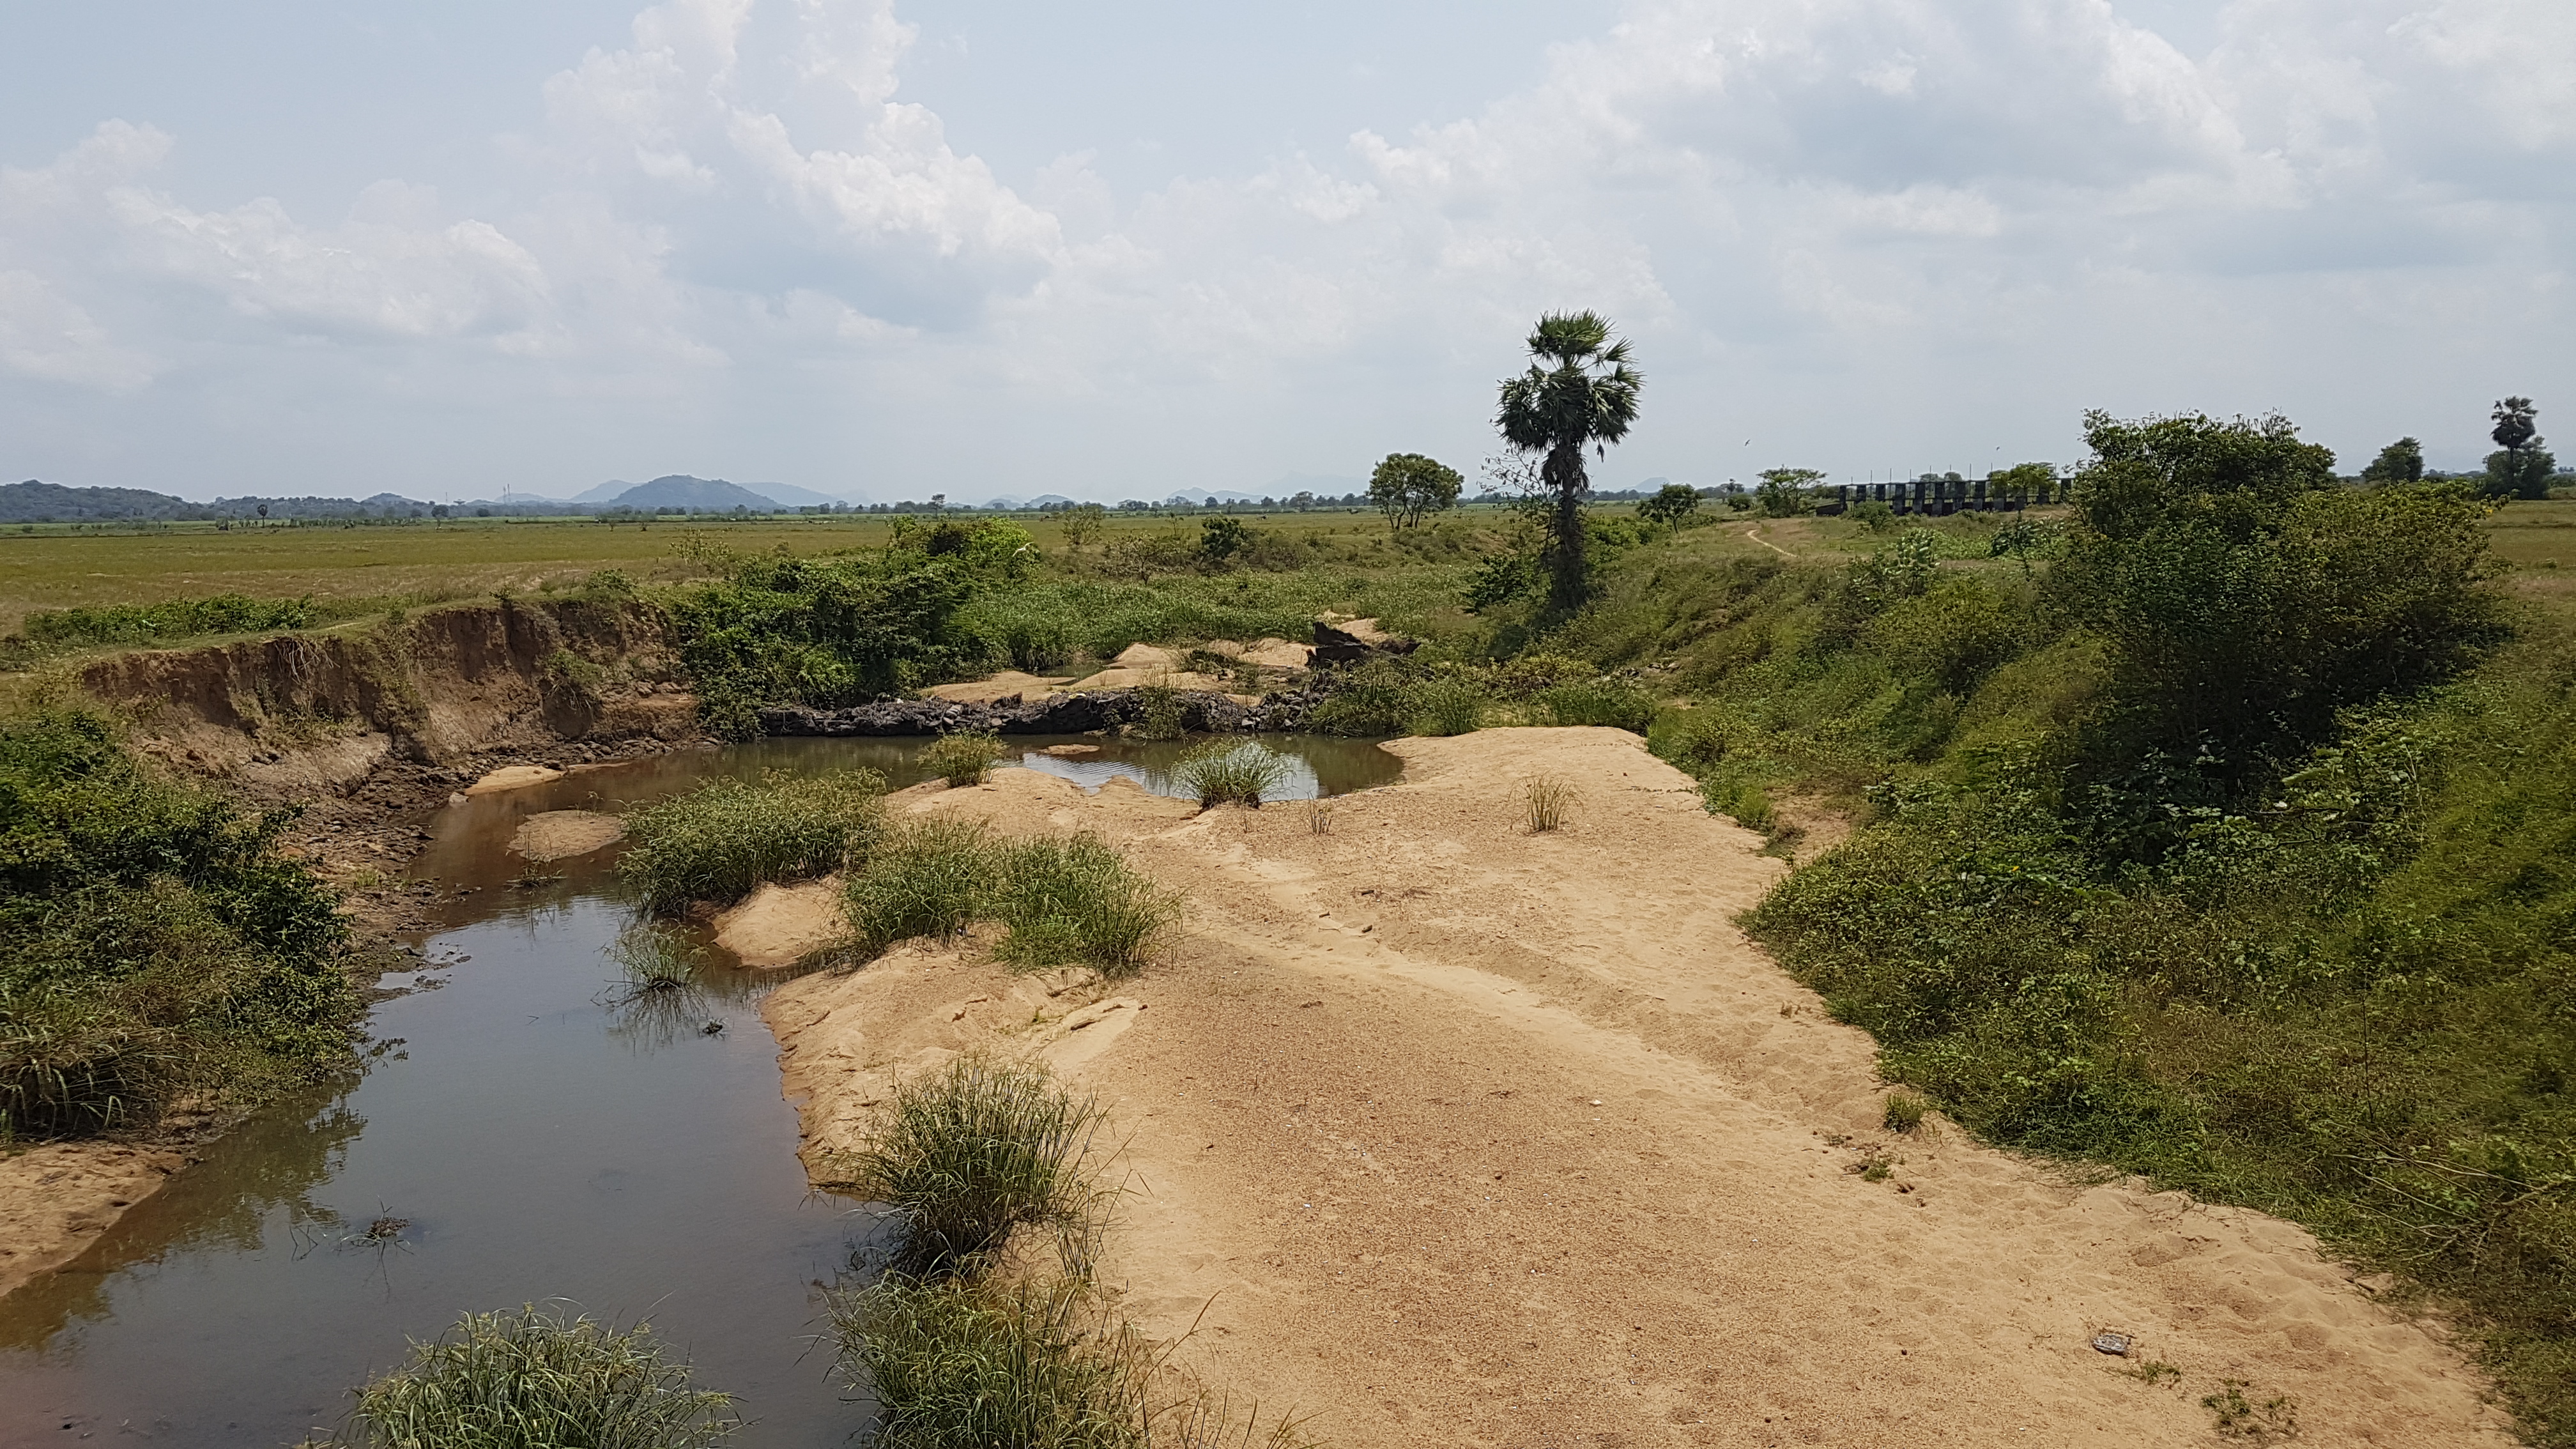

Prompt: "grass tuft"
[1522,773,1572,834]
[1882,1092,1928,1134]
[831,1276,1146,1449]
[925,732,1008,788]
[1404,677,1485,737]
[617,769,882,915]
[843,1054,1109,1278]
[319,1303,740,1449]
[1533,678,1655,733]
[990,836,1181,979]
[1172,740,1291,809]
[1305,801,1333,836]
[843,818,997,953]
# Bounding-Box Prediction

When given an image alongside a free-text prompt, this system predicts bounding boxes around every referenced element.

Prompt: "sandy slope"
[764,728,2511,1448]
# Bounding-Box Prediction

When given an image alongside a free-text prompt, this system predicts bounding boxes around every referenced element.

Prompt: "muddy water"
[0,733,1395,1448]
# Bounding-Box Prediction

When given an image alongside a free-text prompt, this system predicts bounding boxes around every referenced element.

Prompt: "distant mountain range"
[577,475,850,509]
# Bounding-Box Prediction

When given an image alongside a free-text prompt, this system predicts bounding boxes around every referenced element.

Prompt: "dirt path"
[764,728,2510,1448]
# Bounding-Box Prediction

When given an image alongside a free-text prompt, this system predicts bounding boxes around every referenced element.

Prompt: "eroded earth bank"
[767,728,2511,1448]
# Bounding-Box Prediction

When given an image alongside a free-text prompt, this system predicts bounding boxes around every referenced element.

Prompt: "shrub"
[1171,740,1290,808]
[323,1305,740,1449]
[990,836,1180,977]
[1,707,353,1140]
[926,732,1008,788]
[841,1054,1108,1276]
[1305,655,1426,736]
[617,770,884,915]
[1883,1092,1928,1134]
[829,1277,1146,1449]
[1130,683,1186,741]
[1533,678,1655,732]
[1405,677,1484,737]
[843,819,997,952]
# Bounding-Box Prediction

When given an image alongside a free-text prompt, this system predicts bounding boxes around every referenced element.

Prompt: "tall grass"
[843,818,997,951]
[926,732,1008,787]
[1533,678,1655,732]
[1403,677,1484,737]
[617,769,883,915]
[843,1054,1110,1278]
[990,836,1181,977]
[831,1278,1147,1449]
[1522,774,1572,833]
[1170,740,1289,808]
[598,923,714,1052]
[319,1305,740,1449]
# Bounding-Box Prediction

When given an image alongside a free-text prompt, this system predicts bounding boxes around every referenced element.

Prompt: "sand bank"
[763,729,2510,1448]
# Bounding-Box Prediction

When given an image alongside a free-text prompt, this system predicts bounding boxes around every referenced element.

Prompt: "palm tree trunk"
[1545,443,1588,610]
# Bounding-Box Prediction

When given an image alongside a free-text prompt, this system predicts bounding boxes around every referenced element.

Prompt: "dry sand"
[0,1141,191,1300]
[463,763,566,795]
[507,809,626,861]
[763,730,2511,1448]
[712,877,848,968]
[923,671,1077,704]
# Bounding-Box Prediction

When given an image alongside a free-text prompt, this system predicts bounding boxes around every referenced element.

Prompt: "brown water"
[0,734,1398,1448]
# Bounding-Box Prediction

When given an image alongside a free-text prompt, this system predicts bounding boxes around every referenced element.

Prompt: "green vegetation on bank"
[1,704,357,1140]
[843,822,1179,976]
[616,769,885,915]
[1521,413,2573,1441]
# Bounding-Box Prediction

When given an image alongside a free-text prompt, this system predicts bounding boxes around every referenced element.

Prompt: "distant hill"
[605,475,785,511]
[572,479,634,503]
[1,480,197,522]
[1261,473,1365,500]
[746,480,847,509]
[578,475,848,509]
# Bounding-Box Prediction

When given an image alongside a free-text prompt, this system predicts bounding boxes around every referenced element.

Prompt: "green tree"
[1754,468,1825,518]
[1494,312,1643,609]
[1367,452,1465,529]
[1987,461,2056,502]
[1636,481,1701,533]
[1199,514,1249,567]
[1059,502,1107,546]
[2361,436,2424,484]
[2485,397,2554,500]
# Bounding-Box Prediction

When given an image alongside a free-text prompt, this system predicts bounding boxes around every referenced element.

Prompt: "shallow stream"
[0,734,1398,1448]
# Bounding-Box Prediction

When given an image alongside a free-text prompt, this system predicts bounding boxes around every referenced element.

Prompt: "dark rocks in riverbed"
[761,687,1307,738]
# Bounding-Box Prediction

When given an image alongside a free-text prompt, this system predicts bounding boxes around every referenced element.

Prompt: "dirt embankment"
[0,597,707,1302]
[765,730,2511,1448]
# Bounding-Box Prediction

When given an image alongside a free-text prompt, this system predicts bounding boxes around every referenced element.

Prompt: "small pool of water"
[0,733,1397,1448]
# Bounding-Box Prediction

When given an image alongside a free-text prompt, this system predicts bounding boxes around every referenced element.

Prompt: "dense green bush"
[842,819,998,951]
[831,1278,1145,1449]
[840,1054,1108,1276]
[323,1305,740,1449]
[989,836,1180,976]
[1533,678,1655,732]
[1170,739,1291,807]
[616,770,882,915]
[1,707,354,1138]
[19,594,326,651]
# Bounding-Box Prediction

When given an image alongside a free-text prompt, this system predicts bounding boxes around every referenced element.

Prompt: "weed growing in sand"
[842,818,997,952]
[2202,1379,2298,1441]
[845,1054,1110,1278]
[833,1277,1144,1448]
[1522,773,1572,833]
[926,732,1008,788]
[2123,1360,2181,1386]
[1882,1092,1928,1134]
[990,836,1181,978]
[618,769,883,914]
[1305,801,1333,835]
[315,1304,740,1449]
[1172,739,1291,809]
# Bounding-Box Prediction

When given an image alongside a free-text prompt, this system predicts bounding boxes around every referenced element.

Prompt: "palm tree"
[1495,312,1643,610]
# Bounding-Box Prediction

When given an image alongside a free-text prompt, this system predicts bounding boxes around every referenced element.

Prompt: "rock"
[1312,617,1418,666]
[1041,744,1101,756]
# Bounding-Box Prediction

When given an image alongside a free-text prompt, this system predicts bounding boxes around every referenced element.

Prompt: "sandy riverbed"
[762,727,2511,1448]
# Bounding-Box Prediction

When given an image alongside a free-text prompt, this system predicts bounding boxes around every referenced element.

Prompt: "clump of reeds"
[842,818,997,952]
[990,835,1182,979]
[845,1053,1110,1278]
[925,732,1008,788]
[617,769,884,915]
[1171,740,1290,809]
[321,1304,740,1449]
[824,1057,1317,1449]
[1883,1092,1928,1134]
[1523,773,1572,833]
[598,923,717,1051]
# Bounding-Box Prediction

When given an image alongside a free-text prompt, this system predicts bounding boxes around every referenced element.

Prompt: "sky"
[0,0,2567,503]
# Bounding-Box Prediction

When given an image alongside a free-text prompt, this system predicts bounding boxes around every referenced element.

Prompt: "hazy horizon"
[2,0,2566,503]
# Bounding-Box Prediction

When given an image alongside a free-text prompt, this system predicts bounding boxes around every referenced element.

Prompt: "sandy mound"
[508,810,625,861]
[764,729,2511,1448]
[1196,637,1314,668]
[0,1142,188,1300]
[712,877,847,969]
[922,671,1075,704]
[463,763,565,795]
